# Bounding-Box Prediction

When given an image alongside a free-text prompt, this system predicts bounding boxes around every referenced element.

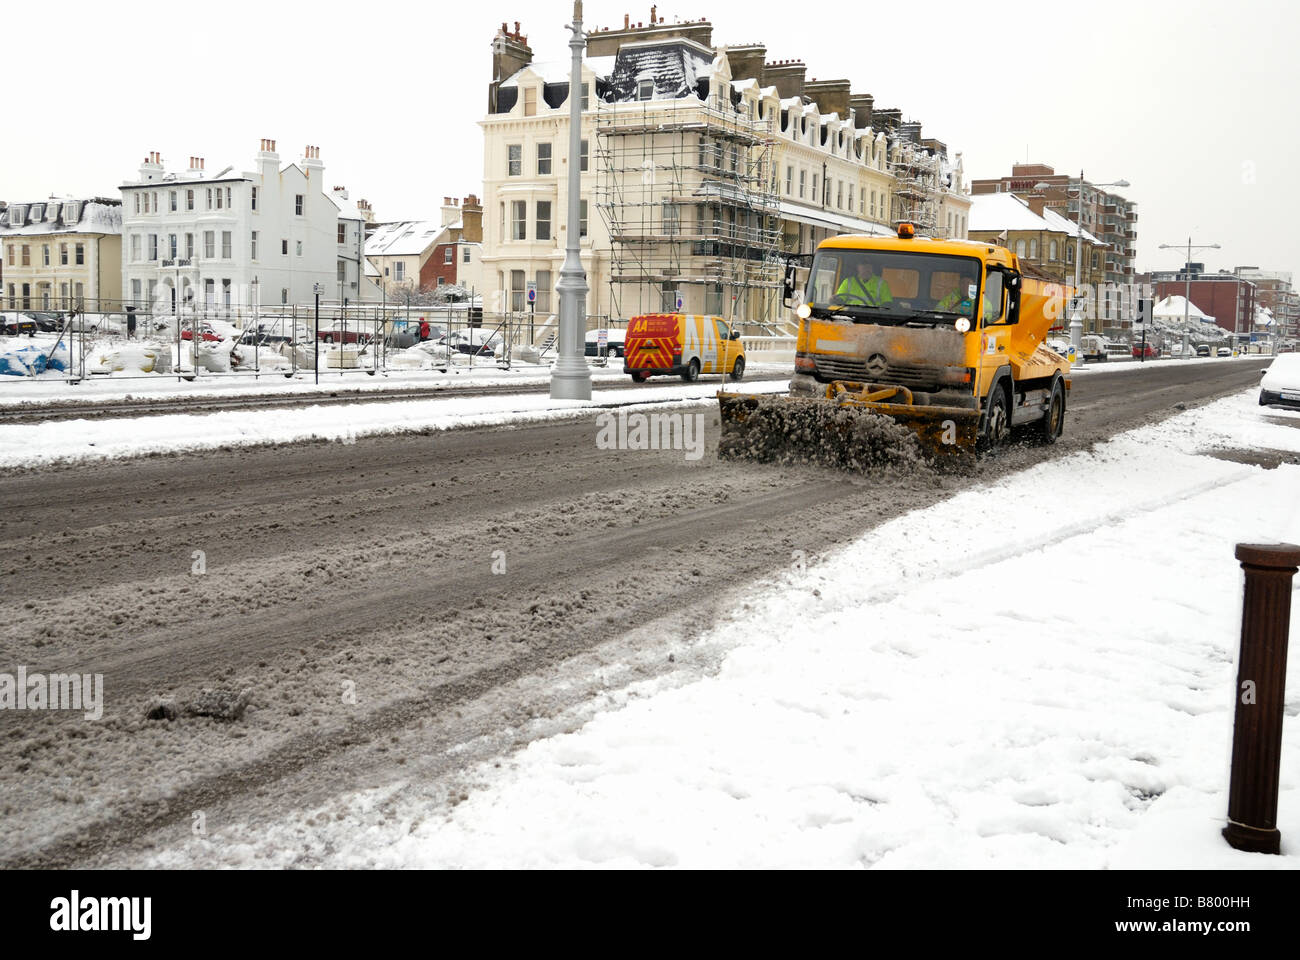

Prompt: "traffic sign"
[526,282,537,304]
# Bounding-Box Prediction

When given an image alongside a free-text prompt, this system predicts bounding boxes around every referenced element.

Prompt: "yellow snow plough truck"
[718,225,1073,473]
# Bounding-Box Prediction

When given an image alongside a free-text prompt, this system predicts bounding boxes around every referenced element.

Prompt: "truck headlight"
[954,318,971,334]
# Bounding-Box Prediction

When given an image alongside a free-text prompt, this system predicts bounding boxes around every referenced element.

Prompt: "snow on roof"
[969,192,1103,245]
[1154,295,1213,322]
[501,55,617,87]
[365,220,448,257]
[601,39,713,102]
[0,199,122,236]
[328,191,366,221]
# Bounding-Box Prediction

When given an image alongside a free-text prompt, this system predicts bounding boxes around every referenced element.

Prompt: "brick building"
[1149,265,1257,335]
[418,196,484,291]
[971,163,1137,291]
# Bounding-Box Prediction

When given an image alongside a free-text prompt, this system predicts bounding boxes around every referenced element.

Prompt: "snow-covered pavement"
[0,377,789,468]
[132,389,1300,868]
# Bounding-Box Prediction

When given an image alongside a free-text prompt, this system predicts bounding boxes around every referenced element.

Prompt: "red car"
[180,324,222,342]
[1132,343,1160,359]
[317,328,370,344]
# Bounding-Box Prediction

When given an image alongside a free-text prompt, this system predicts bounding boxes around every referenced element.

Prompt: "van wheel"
[681,358,700,383]
[632,371,650,383]
[730,356,746,381]
[1038,378,1066,444]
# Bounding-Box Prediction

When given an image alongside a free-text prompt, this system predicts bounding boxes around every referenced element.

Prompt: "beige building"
[1,198,123,311]
[481,15,970,338]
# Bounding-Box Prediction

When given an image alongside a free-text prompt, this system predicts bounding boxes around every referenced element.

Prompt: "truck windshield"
[806,249,983,325]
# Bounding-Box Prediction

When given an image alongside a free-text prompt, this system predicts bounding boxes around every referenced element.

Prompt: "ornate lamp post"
[550,0,594,401]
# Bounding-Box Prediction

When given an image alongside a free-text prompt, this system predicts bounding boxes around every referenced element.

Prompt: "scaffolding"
[595,97,784,333]
[889,139,941,236]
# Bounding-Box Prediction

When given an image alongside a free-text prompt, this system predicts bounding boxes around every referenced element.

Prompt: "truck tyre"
[730,356,745,381]
[681,358,700,383]
[979,385,1010,453]
[1039,378,1066,444]
[632,371,649,383]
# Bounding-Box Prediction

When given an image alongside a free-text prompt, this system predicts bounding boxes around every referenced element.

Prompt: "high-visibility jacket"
[837,274,892,306]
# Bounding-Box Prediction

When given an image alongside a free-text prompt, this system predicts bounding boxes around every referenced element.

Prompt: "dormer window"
[637,79,654,101]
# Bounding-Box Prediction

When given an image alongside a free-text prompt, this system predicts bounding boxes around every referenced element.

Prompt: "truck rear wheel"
[1039,379,1066,444]
[681,358,700,383]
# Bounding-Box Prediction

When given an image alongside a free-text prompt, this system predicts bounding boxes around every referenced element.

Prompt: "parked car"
[1196,344,1211,357]
[1,312,36,336]
[1217,346,1233,357]
[317,327,371,345]
[22,312,61,333]
[180,323,223,343]
[440,330,500,356]
[1132,342,1160,359]
[584,328,627,358]
[1259,354,1300,409]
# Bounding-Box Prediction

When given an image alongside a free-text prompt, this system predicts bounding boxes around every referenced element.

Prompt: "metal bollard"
[1223,543,1300,855]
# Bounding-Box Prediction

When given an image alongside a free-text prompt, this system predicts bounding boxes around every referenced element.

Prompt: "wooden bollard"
[1223,543,1300,855]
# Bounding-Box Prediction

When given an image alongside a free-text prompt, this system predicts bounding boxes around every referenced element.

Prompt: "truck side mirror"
[782,264,798,306]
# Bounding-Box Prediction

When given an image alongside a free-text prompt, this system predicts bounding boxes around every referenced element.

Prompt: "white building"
[120,142,367,315]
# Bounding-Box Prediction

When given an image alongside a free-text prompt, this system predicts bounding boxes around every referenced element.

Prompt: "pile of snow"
[84,341,172,376]
[388,342,452,371]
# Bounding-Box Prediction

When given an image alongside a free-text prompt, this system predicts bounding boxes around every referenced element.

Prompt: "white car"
[1217,347,1233,357]
[1259,354,1300,410]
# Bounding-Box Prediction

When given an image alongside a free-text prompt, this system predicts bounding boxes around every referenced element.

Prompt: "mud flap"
[718,393,979,474]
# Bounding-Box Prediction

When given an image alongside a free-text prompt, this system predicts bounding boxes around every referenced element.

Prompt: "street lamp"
[313,282,323,386]
[1037,174,1130,359]
[1158,239,1220,358]
[550,0,594,401]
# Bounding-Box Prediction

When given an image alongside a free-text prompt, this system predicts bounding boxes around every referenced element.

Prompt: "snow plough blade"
[718,383,979,474]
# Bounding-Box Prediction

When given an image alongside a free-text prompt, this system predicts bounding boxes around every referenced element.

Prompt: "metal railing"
[1,299,624,385]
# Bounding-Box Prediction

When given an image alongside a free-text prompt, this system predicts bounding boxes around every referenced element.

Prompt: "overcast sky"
[5,0,1296,277]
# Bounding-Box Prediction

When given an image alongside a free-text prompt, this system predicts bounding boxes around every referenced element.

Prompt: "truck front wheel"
[979,386,1010,453]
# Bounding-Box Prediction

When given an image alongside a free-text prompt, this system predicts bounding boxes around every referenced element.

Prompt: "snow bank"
[368,395,1300,869]
[0,380,791,468]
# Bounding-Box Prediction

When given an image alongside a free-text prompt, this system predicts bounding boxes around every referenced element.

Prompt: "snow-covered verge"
[0,380,790,468]
[135,390,1300,868]
[0,357,789,407]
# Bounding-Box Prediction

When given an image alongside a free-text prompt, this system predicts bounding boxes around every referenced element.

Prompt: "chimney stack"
[461,194,483,243]
[139,151,164,182]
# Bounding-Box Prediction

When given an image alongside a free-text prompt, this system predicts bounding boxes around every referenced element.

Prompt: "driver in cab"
[933,277,975,316]
[836,260,892,308]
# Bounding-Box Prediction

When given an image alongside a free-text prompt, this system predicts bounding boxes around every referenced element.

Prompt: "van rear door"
[626,314,681,372]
